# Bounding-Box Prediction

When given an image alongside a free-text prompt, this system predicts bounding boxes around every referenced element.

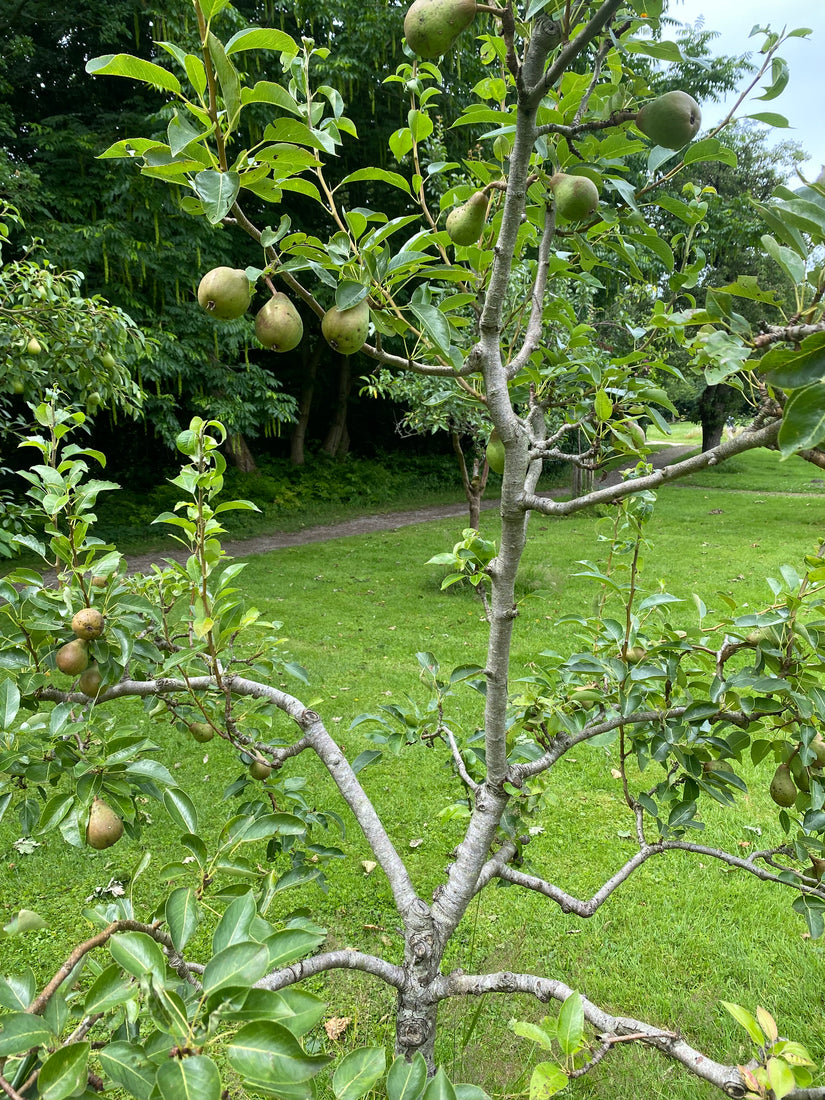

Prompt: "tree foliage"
[3,2,825,1098]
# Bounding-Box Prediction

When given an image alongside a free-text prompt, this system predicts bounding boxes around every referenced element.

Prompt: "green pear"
[56,639,90,676]
[769,763,797,808]
[322,299,370,355]
[78,664,104,696]
[636,91,701,149]
[255,292,303,352]
[550,173,599,222]
[486,430,505,475]
[86,797,124,850]
[810,734,825,768]
[26,338,42,355]
[197,267,252,320]
[189,721,215,743]
[404,0,476,58]
[249,758,272,781]
[446,192,488,246]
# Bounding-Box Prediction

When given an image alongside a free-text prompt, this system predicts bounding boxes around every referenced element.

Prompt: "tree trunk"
[290,338,324,465]
[226,432,257,473]
[450,429,488,530]
[322,354,352,458]
[699,384,736,453]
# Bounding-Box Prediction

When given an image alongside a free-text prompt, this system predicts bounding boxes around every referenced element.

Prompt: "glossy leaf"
[777,383,825,455]
[0,1012,54,1056]
[84,964,137,1013]
[201,942,270,995]
[212,891,257,953]
[156,1055,222,1100]
[165,886,200,952]
[557,991,584,1056]
[38,1041,90,1100]
[99,1041,157,1100]
[333,1047,386,1100]
[386,1051,427,1100]
[86,54,182,95]
[422,1067,457,1100]
[162,788,198,834]
[109,931,166,981]
[227,1020,331,1084]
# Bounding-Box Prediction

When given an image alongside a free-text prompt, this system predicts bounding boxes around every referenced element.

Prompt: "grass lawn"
[1,453,825,1097]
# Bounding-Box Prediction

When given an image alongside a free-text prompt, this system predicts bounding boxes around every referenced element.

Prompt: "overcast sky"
[666,0,824,181]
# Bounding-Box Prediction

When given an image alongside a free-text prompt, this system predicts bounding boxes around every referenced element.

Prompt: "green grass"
[2,464,825,1097]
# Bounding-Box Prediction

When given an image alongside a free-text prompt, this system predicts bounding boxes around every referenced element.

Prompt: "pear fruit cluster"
[636,91,701,150]
[322,299,370,355]
[769,736,825,807]
[57,606,105,677]
[549,173,599,222]
[404,0,476,58]
[255,292,303,353]
[446,192,488,246]
[86,797,124,850]
[197,267,252,320]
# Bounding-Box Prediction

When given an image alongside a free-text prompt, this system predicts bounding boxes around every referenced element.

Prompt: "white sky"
[666,0,825,181]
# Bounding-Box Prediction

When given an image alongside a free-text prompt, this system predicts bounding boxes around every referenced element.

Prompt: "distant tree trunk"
[290,337,324,465]
[450,429,489,530]
[322,354,352,458]
[699,384,736,452]
[571,464,594,496]
[226,432,257,473]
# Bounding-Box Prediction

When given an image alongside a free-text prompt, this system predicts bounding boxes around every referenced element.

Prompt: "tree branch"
[432,971,825,1098]
[523,418,781,516]
[255,949,405,992]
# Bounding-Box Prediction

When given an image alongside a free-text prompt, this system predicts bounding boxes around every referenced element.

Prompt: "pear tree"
[3,2,825,1099]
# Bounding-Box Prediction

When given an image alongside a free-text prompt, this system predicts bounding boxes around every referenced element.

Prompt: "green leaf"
[557,992,584,1056]
[3,909,48,935]
[0,971,36,1011]
[409,302,451,356]
[683,138,737,168]
[162,788,198,834]
[84,964,138,1014]
[333,1047,386,1100]
[422,1067,457,1100]
[109,931,166,981]
[225,28,299,56]
[213,891,257,953]
[227,1020,331,1084]
[202,942,270,995]
[86,54,182,95]
[758,56,789,101]
[0,1012,54,1056]
[207,31,241,132]
[746,112,790,128]
[264,928,325,969]
[529,1062,569,1100]
[99,1041,156,1100]
[454,1087,492,1100]
[777,382,825,455]
[193,169,240,224]
[761,234,806,284]
[337,168,411,194]
[386,1052,428,1100]
[766,1056,796,1100]
[352,749,383,774]
[722,1001,765,1044]
[165,886,200,952]
[155,1055,222,1100]
[336,281,369,310]
[762,332,825,389]
[509,1019,555,1050]
[0,678,20,728]
[228,988,326,1036]
[38,1042,90,1100]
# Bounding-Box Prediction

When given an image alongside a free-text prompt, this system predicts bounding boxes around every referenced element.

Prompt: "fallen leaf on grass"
[325,1016,352,1041]
[362,860,377,874]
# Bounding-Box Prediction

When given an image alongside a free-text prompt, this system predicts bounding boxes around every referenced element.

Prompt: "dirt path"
[121,445,704,573]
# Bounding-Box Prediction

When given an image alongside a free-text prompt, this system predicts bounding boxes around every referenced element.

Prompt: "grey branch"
[433,971,825,1098]
[255,949,405,992]
[506,202,557,377]
[523,419,781,516]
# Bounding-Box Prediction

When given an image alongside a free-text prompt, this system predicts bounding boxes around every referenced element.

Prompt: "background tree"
[3,5,825,1100]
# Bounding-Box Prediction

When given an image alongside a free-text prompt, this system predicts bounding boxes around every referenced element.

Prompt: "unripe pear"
[486,430,505,475]
[249,758,272,781]
[255,292,303,352]
[189,721,215,743]
[86,797,124,850]
[322,299,370,355]
[404,0,477,58]
[769,763,797,808]
[90,575,108,589]
[26,338,42,355]
[446,192,488,246]
[56,639,90,676]
[78,664,104,696]
[101,352,117,371]
[636,91,701,149]
[197,267,252,320]
[71,607,105,640]
[810,734,825,768]
[550,173,599,222]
